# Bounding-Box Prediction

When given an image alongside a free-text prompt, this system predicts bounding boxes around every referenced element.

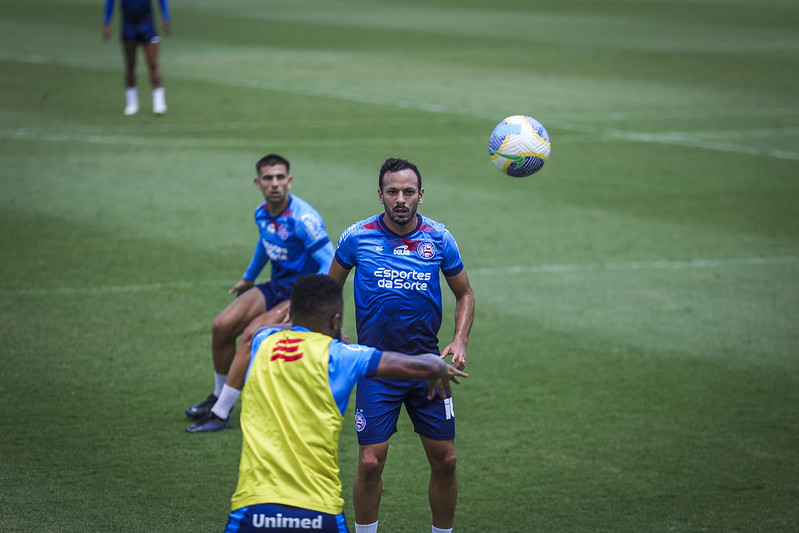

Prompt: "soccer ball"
[488,115,551,177]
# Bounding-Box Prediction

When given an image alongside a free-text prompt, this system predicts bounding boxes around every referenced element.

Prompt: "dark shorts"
[354,376,456,445]
[256,282,291,311]
[225,503,348,533]
[121,22,159,44]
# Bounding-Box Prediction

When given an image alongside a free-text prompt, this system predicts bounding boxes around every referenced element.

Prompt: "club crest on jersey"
[417,240,436,259]
[355,411,366,432]
[267,221,290,241]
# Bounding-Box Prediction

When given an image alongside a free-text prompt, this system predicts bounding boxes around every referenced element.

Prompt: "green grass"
[1,0,798,531]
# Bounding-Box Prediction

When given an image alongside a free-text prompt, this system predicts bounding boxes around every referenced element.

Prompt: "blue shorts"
[225,503,348,533]
[354,377,455,445]
[121,22,159,44]
[256,282,291,311]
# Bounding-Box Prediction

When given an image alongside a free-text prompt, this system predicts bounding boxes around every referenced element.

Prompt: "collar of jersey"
[378,213,422,237]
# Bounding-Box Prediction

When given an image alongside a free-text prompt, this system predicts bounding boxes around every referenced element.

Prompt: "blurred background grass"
[1,0,798,531]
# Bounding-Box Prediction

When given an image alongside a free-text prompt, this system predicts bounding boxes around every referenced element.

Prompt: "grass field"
[1,0,798,531]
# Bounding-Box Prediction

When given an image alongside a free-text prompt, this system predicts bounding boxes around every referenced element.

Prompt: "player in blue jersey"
[224,274,467,533]
[328,158,475,533]
[185,154,335,433]
[102,0,170,115]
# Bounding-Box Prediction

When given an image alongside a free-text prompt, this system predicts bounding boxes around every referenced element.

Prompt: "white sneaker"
[124,103,139,115]
[152,88,167,115]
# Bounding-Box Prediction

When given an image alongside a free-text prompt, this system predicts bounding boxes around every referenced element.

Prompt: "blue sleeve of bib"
[328,341,382,415]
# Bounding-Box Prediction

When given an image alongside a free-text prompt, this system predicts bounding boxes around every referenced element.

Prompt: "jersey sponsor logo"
[355,410,366,432]
[262,239,289,262]
[251,512,324,529]
[374,267,431,291]
[270,338,304,362]
[301,213,324,242]
[417,240,436,259]
[393,245,411,256]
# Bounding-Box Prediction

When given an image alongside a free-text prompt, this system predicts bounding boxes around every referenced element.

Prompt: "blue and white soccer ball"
[488,115,551,177]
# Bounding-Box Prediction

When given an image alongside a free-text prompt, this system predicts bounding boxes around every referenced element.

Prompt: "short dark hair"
[255,154,290,174]
[378,157,421,191]
[290,274,343,321]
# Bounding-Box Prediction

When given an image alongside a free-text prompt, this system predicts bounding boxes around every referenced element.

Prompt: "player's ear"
[286,175,293,188]
[329,312,342,332]
[378,188,385,204]
[418,188,424,203]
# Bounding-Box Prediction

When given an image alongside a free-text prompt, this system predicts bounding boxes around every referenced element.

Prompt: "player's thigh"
[122,40,138,67]
[420,435,456,470]
[143,41,159,67]
[245,300,290,334]
[216,287,267,334]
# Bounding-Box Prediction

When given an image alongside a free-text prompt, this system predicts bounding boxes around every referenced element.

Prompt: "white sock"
[214,372,228,397]
[125,87,138,104]
[152,87,166,113]
[355,521,378,533]
[432,527,452,533]
[211,384,241,420]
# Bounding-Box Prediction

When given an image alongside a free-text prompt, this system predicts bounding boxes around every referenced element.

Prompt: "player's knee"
[212,314,237,341]
[431,450,457,476]
[358,453,386,481]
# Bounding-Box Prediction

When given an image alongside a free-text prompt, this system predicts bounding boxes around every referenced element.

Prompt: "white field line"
[1,256,796,297]
[551,121,799,161]
[3,52,799,160]
[470,255,799,276]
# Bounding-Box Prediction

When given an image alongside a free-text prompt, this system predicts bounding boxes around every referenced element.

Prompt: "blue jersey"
[244,195,333,295]
[104,0,170,26]
[334,214,464,355]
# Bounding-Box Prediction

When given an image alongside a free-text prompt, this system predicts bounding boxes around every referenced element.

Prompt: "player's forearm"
[452,290,475,344]
[377,352,449,380]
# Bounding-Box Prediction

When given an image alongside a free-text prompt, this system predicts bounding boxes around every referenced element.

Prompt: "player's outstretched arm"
[375,352,468,400]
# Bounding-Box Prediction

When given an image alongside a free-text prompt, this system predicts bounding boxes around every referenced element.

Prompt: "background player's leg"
[225,300,290,391]
[122,41,138,115]
[143,41,166,114]
[187,301,291,432]
[185,287,267,420]
[211,287,267,377]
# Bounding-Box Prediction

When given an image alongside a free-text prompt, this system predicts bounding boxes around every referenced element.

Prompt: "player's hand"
[427,365,468,400]
[162,21,171,37]
[229,279,255,297]
[102,25,112,42]
[440,340,468,371]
